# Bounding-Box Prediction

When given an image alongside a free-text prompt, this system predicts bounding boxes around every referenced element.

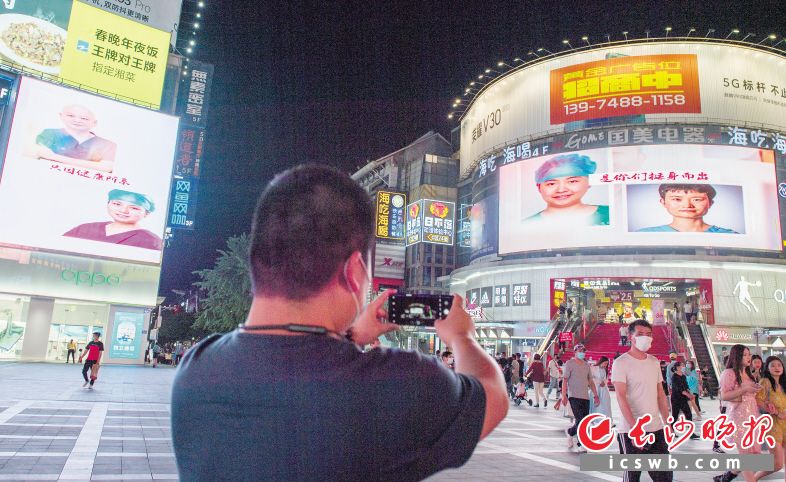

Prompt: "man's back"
[172,331,486,481]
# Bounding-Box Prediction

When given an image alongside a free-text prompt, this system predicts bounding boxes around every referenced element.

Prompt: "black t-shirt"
[671,373,689,402]
[171,331,486,482]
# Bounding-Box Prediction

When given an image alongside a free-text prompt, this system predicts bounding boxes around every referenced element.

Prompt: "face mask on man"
[343,255,371,322]
[576,352,586,360]
[634,335,653,352]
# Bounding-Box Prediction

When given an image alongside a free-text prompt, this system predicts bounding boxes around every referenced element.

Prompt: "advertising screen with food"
[0,0,169,108]
[498,144,780,254]
[0,77,178,264]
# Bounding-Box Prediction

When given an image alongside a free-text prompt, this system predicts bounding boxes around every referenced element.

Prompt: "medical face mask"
[576,352,586,360]
[634,335,653,352]
[343,256,371,322]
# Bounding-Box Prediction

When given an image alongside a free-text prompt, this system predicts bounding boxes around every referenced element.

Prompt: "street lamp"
[665,26,672,37]
[537,47,553,54]
[528,51,540,58]
[497,60,513,69]
[757,34,777,44]
[741,32,755,42]
[581,36,590,46]
[686,27,696,37]
[725,28,740,39]
[622,31,629,40]
[705,29,715,38]
[562,39,573,49]
[484,68,500,75]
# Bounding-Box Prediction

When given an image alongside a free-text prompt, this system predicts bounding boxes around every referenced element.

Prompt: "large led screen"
[498,144,780,254]
[0,77,178,264]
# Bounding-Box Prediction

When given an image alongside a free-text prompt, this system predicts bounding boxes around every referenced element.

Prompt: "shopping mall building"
[0,1,204,364]
[447,38,786,363]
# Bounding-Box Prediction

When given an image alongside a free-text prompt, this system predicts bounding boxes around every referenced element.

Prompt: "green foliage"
[158,310,208,344]
[193,234,253,333]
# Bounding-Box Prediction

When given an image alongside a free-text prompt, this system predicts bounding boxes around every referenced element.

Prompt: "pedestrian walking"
[546,355,561,400]
[670,362,699,439]
[561,344,599,452]
[684,361,702,418]
[78,332,104,389]
[66,339,77,363]
[589,357,612,423]
[752,356,786,481]
[525,353,546,407]
[612,320,673,482]
[152,342,161,368]
[619,322,627,346]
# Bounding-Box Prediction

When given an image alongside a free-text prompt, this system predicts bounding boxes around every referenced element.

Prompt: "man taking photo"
[171,165,508,481]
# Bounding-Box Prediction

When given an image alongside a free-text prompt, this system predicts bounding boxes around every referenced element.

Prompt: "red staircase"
[549,324,674,388]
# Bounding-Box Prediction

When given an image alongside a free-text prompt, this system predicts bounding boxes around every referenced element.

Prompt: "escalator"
[686,323,720,397]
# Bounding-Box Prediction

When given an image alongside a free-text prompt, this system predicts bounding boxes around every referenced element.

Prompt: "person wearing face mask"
[170,165,509,481]
[561,344,600,452]
[611,320,673,482]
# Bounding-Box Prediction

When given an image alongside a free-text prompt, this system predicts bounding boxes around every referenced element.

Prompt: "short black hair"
[441,351,453,359]
[658,184,717,201]
[628,319,652,334]
[92,332,101,337]
[249,165,374,299]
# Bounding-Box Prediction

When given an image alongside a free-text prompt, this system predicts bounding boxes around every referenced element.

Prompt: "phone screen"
[388,294,452,327]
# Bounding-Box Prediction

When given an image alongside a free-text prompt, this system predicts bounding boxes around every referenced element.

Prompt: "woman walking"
[713,344,764,482]
[685,361,702,419]
[753,356,786,481]
[589,357,612,423]
[525,353,547,407]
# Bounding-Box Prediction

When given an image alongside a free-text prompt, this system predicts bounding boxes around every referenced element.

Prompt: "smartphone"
[388,293,453,327]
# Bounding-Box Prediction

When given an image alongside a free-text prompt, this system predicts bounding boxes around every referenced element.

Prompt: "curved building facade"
[451,39,786,360]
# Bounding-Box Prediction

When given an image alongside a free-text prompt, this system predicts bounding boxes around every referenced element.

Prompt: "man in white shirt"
[611,319,672,482]
[619,322,628,346]
[683,301,692,323]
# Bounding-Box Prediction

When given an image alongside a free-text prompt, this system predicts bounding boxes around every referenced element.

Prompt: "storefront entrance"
[550,277,715,326]
[45,301,108,362]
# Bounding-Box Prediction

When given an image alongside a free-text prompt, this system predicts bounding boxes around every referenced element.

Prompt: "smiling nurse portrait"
[525,153,609,226]
[63,189,163,250]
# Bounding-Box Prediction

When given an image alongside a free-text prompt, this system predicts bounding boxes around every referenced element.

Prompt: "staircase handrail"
[535,312,563,358]
[576,312,603,346]
[678,318,697,362]
[698,322,724,383]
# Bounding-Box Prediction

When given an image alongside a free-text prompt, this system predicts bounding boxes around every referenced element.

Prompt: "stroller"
[513,379,533,406]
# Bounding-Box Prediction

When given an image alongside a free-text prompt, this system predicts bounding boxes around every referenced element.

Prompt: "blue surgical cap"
[535,154,597,184]
[107,189,155,212]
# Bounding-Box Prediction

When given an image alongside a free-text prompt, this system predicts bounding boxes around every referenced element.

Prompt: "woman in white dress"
[589,356,612,423]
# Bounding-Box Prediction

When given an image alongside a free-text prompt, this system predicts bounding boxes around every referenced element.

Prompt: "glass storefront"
[45,301,108,362]
[0,294,29,360]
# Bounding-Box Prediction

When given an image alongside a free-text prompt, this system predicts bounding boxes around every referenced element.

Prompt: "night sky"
[159,0,786,296]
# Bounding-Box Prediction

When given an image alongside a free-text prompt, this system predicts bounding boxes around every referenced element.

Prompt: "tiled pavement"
[0,362,783,481]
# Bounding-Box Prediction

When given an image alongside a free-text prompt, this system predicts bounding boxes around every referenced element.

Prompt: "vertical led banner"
[405,200,422,246]
[421,199,455,246]
[178,60,214,128]
[168,178,198,230]
[375,191,406,240]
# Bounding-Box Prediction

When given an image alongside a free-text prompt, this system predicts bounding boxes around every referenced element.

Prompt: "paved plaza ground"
[0,362,781,481]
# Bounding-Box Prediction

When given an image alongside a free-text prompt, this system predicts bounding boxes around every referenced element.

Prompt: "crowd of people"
[144,340,193,367]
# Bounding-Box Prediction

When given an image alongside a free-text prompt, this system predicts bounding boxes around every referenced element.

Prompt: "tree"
[193,234,253,333]
[158,310,208,344]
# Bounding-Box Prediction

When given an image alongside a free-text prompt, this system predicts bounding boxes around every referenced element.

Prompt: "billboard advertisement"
[109,310,144,359]
[460,42,786,173]
[498,144,780,254]
[77,0,183,48]
[0,0,169,108]
[375,191,406,240]
[406,199,458,246]
[0,77,179,264]
[373,242,405,279]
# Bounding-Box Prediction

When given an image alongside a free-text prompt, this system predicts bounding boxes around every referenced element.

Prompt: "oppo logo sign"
[60,269,121,287]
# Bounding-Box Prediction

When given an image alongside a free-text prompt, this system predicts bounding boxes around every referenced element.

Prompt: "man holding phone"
[171,165,508,481]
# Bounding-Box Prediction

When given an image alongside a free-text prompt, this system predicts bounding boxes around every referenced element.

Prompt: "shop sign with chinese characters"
[178,60,214,128]
[550,54,701,125]
[405,199,455,246]
[493,285,509,307]
[511,283,531,306]
[375,191,406,240]
[78,0,183,48]
[167,177,198,230]
[172,127,204,178]
[474,123,786,181]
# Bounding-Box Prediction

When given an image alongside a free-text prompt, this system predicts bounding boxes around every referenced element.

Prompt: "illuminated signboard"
[375,191,406,240]
[172,126,204,178]
[499,144,780,254]
[178,60,214,128]
[550,54,701,125]
[406,199,455,246]
[0,77,179,264]
[479,286,493,307]
[493,285,509,307]
[0,1,169,108]
[168,177,198,230]
[511,283,531,306]
[77,0,183,48]
[109,311,144,359]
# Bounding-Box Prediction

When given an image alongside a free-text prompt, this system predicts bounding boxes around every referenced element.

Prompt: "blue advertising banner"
[109,311,144,359]
[168,177,199,230]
